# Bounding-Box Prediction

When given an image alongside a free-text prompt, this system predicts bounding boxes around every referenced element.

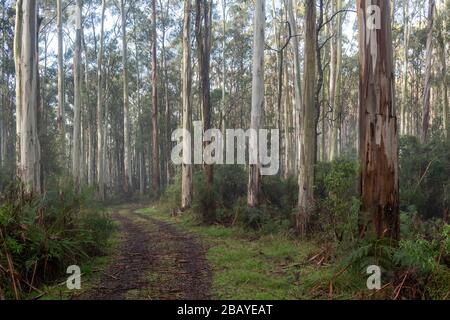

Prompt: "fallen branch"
[413,159,435,193]
[367,282,392,298]
[393,271,409,300]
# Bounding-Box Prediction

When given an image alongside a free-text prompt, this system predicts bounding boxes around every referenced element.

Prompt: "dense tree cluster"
[0,0,448,241]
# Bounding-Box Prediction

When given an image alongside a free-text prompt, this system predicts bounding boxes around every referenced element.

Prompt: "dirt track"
[81,206,212,300]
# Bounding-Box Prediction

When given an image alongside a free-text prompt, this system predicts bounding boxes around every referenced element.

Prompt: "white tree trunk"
[181,0,193,210]
[221,0,227,160]
[400,0,410,135]
[247,0,265,207]
[15,0,41,194]
[121,0,132,193]
[151,0,160,192]
[14,0,23,173]
[287,0,302,177]
[57,0,65,161]
[330,0,342,160]
[72,0,82,186]
[97,0,106,200]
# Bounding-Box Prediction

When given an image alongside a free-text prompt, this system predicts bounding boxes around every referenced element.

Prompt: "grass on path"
[136,202,366,300]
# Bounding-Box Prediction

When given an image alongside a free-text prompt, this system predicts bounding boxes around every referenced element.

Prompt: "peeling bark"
[357,0,399,240]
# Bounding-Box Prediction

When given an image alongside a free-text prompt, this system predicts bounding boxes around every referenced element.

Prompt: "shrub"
[215,165,247,209]
[399,136,450,220]
[162,172,182,212]
[261,175,298,215]
[339,223,450,299]
[0,183,113,299]
[191,166,297,230]
[315,158,360,242]
[243,206,267,230]
[193,166,247,224]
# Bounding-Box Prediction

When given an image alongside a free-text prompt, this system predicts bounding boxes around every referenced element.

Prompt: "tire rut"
[80,207,212,300]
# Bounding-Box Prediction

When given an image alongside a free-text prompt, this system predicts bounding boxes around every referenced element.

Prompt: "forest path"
[81,205,212,300]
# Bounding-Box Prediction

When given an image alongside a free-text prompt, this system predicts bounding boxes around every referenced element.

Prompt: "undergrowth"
[0,183,113,299]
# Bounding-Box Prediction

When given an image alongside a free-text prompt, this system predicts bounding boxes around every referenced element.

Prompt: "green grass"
[136,203,369,299]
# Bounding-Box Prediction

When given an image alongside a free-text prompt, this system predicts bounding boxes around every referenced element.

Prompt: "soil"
[80,206,212,300]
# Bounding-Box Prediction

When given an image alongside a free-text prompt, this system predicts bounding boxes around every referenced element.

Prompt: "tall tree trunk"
[15,0,41,194]
[161,0,171,187]
[151,0,160,194]
[72,0,82,187]
[298,0,316,236]
[328,3,336,158]
[287,0,302,177]
[57,0,65,163]
[97,0,106,200]
[39,28,48,191]
[421,0,435,143]
[314,0,325,164]
[272,0,283,176]
[247,0,265,207]
[436,0,448,139]
[181,0,193,210]
[357,0,399,240]
[14,0,22,173]
[330,0,342,160]
[0,18,4,169]
[121,0,132,194]
[196,0,214,201]
[133,12,145,196]
[103,54,111,194]
[221,0,227,163]
[283,46,291,178]
[82,29,95,186]
[400,0,410,135]
[321,1,331,162]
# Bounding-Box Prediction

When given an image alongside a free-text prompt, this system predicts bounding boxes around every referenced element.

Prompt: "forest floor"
[41,204,212,300]
[40,202,365,300]
[82,205,212,299]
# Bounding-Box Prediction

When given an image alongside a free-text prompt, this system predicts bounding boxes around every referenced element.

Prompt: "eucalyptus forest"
[0,0,449,300]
